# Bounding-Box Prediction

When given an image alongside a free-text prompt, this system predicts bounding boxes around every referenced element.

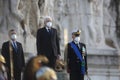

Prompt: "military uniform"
[66,29,88,80]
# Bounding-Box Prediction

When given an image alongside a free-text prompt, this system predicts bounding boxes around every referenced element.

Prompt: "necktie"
[48,29,51,35]
[13,41,17,52]
[48,29,51,32]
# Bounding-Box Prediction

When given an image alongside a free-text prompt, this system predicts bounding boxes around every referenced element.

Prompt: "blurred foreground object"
[0,55,7,80]
[36,66,57,80]
[23,55,49,80]
[0,55,6,64]
[55,59,65,72]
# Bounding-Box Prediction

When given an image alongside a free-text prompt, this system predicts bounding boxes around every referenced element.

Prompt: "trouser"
[70,72,84,80]
[7,70,21,80]
[47,56,57,69]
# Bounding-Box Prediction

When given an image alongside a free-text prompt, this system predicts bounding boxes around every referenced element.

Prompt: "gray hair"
[44,16,52,22]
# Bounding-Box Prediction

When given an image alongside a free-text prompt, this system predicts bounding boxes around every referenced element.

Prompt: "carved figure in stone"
[0,0,24,34]
[103,0,119,49]
[87,0,106,47]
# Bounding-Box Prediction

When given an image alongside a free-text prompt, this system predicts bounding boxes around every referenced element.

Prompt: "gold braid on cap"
[76,30,81,35]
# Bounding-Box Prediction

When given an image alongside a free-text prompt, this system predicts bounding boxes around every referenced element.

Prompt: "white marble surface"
[0,0,120,54]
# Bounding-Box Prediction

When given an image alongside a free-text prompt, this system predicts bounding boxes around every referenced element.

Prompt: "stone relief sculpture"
[0,0,41,53]
[0,0,120,53]
[86,0,106,48]
[86,0,120,50]
[103,0,120,50]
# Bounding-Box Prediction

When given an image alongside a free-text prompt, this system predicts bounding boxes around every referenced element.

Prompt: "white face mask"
[74,37,80,43]
[11,34,17,40]
[46,22,52,28]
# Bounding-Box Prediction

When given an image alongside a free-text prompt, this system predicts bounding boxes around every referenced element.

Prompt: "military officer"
[66,29,88,80]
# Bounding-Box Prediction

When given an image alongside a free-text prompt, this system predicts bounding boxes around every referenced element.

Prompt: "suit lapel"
[43,27,50,36]
[50,28,53,36]
[13,42,18,53]
[44,27,54,38]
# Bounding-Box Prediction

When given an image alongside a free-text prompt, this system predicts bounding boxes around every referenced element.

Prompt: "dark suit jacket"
[67,41,88,74]
[36,27,60,57]
[1,41,25,72]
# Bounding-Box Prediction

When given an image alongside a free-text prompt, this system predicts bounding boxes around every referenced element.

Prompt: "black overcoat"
[36,27,60,57]
[1,41,25,80]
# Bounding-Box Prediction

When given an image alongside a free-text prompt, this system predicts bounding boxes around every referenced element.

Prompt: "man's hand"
[57,55,61,59]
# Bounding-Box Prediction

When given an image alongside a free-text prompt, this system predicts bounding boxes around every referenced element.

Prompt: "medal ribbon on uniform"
[70,42,85,74]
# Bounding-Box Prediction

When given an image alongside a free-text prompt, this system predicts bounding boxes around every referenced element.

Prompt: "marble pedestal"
[87,48,120,80]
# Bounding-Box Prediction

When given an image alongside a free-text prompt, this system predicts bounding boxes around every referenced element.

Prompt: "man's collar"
[10,40,16,43]
[73,40,79,44]
[45,27,48,30]
[45,26,51,30]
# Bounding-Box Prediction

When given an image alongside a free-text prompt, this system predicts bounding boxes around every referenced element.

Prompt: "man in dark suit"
[36,16,61,69]
[66,29,88,80]
[1,29,25,80]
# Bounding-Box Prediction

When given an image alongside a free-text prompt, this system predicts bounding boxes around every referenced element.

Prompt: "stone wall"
[0,0,120,54]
